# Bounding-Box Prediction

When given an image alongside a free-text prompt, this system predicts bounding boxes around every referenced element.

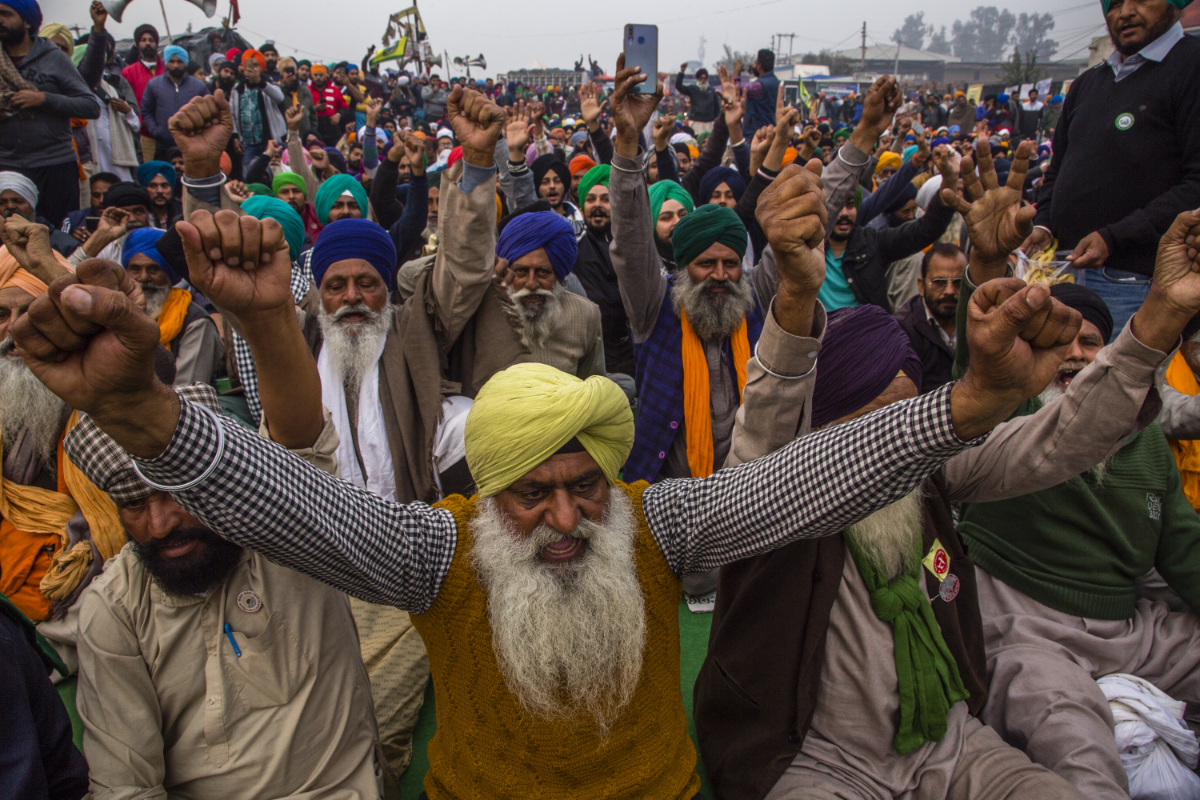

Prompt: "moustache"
[138,526,215,559]
[331,303,378,322]
[1056,359,1088,375]
[835,215,855,226]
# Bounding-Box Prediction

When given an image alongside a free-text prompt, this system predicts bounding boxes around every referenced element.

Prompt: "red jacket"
[121,59,164,136]
[311,82,348,118]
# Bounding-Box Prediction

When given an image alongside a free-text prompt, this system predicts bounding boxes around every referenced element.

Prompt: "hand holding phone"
[623,25,658,96]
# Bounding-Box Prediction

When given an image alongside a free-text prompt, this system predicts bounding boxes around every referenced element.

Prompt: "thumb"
[989,282,1050,342]
[60,285,159,353]
[1161,207,1200,248]
[803,157,823,178]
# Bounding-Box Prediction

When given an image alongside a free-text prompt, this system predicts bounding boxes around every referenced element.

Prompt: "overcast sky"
[40,0,1109,74]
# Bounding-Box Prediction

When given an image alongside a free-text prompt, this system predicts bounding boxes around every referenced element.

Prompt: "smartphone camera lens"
[638,36,645,44]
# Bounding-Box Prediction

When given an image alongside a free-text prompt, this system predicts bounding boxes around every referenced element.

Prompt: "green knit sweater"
[952,272,1200,620]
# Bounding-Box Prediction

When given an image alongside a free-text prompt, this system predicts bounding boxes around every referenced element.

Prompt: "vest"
[416,484,701,800]
[694,475,988,800]
[627,279,764,484]
[743,71,781,136]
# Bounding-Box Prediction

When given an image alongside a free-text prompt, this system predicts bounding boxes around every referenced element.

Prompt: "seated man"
[0,172,83,256]
[947,144,1200,799]
[66,383,384,799]
[19,121,1081,798]
[67,182,153,266]
[496,210,605,379]
[135,160,183,230]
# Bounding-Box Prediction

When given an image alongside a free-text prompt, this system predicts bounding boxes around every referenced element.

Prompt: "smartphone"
[85,215,100,232]
[624,24,658,95]
[911,120,925,136]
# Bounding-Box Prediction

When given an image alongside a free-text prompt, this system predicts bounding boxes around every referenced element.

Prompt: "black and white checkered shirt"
[133,384,970,614]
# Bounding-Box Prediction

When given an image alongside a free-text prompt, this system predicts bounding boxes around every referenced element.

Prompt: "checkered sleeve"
[642,383,974,576]
[132,399,458,613]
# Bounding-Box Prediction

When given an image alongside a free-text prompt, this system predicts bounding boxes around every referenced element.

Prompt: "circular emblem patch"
[1115,113,1134,131]
[938,574,961,603]
[236,590,262,613]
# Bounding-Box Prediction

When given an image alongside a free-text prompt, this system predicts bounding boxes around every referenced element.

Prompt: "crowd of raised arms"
[2,0,1200,797]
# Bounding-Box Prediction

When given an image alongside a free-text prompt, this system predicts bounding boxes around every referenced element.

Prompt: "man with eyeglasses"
[895,243,966,393]
[278,57,316,141]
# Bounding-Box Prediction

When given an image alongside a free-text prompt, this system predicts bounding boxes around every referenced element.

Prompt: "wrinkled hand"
[857,76,901,139]
[265,139,281,159]
[751,125,774,157]
[941,139,1036,264]
[0,215,52,275]
[717,65,738,107]
[1020,226,1054,256]
[1146,209,1200,315]
[756,160,828,297]
[176,210,291,323]
[284,103,304,131]
[580,83,606,129]
[611,53,663,155]
[96,207,131,241]
[505,100,533,153]
[224,180,250,206]
[402,132,426,175]
[1067,231,1109,269]
[169,90,235,178]
[724,85,746,128]
[308,147,329,173]
[446,85,504,167]
[365,97,382,128]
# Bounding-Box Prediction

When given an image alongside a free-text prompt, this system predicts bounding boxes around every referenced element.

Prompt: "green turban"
[648,179,694,223]
[671,204,747,268]
[577,164,610,208]
[464,363,634,497]
[242,195,305,262]
[246,182,273,197]
[314,174,369,226]
[272,171,307,198]
[1102,0,1190,10]
[71,43,88,67]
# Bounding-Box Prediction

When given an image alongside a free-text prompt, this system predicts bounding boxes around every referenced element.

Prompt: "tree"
[1011,12,1057,61]
[892,12,931,50]
[927,26,952,55]
[951,6,1017,61]
[1000,47,1043,84]
[800,49,854,76]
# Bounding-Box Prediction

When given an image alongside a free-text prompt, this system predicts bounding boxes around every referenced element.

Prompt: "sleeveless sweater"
[415,482,701,800]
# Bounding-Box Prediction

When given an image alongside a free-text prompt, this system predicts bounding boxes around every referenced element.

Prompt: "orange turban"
[0,246,72,297]
[242,49,267,70]
[310,64,328,76]
[569,155,597,176]
[782,147,798,166]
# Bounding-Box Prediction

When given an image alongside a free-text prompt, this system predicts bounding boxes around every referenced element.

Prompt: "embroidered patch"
[236,590,263,614]
[922,539,951,581]
[1115,113,1134,131]
[1147,493,1162,521]
[939,574,961,603]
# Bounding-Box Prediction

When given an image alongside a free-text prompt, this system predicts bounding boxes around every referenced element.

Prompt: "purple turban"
[699,166,746,205]
[495,210,578,281]
[311,218,395,288]
[812,305,923,427]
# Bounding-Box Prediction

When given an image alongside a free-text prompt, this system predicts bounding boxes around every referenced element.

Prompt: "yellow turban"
[464,363,634,497]
[875,151,902,175]
[39,23,74,57]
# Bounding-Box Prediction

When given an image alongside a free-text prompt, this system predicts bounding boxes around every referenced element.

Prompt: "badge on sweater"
[1115,112,1134,131]
[922,539,951,581]
[938,574,961,603]
[236,590,263,614]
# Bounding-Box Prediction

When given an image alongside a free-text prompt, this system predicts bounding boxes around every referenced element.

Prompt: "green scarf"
[845,535,968,754]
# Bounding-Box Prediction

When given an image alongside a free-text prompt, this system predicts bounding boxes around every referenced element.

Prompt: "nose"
[342,282,362,304]
[147,496,188,539]
[711,263,730,282]
[541,489,582,535]
[1064,335,1087,363]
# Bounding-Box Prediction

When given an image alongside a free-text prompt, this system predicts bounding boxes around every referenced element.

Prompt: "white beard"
[142,284,171,320]
[671,273,755,342]
[0,338,69,464]
[470,492,646,734]
[1039,363,1110,484]
[510,282,565,348]
[317,301,392,391]
[844,489,924,581]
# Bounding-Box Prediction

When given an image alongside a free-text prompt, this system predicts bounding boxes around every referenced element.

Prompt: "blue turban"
[120,228,177,282]
[310,218,395,288]
[698,167,746,206]
[495,210,578,281]
[996,93,1009,105]
[6,0,42,33]
[242,195,304,262]
[948,125,960,135]
[883,181,918,215]
[135,160,176,189]
[931,137,951,148]
[163,45,188,65]
[1049,94,1064,104]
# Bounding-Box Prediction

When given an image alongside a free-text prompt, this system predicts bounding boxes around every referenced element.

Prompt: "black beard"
[0,24,26,46]
[829,216,856,242]
[133,526,244,596]
[168,68,185,80]
[586,216,610,237]
[654,232,677,269]
[218,77,235,91]
[141,46,158,62]
[266,60,277,71]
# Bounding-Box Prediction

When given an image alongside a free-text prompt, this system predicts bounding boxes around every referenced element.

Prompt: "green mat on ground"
[399,602,714,797]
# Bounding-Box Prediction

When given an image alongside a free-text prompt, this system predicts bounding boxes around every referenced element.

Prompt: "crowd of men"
[3,0,1200,797]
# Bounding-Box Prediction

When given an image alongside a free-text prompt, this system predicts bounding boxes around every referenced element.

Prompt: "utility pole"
[774,32,796,65]
[860,22,867,73]
[894,41,901,77]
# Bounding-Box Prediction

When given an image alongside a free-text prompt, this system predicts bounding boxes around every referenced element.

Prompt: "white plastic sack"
[1098,673,1200,800]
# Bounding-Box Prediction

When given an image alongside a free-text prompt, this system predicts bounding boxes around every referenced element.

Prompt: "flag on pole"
[228,0,240,24]
[371,36,408,66]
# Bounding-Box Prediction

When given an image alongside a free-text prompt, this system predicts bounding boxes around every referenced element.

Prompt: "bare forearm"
[240,308,323,448]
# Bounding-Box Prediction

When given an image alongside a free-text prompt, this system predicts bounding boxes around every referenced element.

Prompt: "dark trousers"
[15,161,79,229]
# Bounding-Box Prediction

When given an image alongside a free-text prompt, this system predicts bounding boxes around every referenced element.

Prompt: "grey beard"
[510,282,565,348]
[844,489,925,581]
[470,492,646,735]
[671,274,754,342]
[1038,367,1110,484]
[142,284,171,320]
[317,301,393,391]
[0,338,69,465]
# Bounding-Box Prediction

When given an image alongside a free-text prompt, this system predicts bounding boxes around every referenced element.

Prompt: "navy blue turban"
[6,0,42,33]
[812,305,923,427]
[884,181,918,215]
[699,166,746,206]
[311,218,396,288]
[495,210,578,281]
[120,228,178,282]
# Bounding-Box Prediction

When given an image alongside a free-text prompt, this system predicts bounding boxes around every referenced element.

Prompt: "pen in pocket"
[224,622,242,657]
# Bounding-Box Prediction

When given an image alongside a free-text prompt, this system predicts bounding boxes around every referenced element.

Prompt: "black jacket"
[673,73,721,122]
[895,294,955,394]
[573,229,635,376]
[835,197,956,310]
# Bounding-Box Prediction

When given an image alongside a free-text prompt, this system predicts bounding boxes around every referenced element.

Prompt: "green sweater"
[952,272,1200,620]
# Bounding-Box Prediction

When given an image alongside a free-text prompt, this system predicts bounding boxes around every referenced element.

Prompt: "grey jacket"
[0,38,102,168]
[421,86,447,120]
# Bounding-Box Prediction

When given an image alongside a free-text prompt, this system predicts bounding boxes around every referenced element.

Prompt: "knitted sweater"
[414,484,701,800]
[958,404,1200,620]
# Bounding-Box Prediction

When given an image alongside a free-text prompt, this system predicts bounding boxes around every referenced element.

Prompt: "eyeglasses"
[928,278,962,290]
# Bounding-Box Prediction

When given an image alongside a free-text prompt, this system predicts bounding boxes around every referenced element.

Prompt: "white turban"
[916,175,942,213]
[0,172,38,208]
[397,75,410,85]
[436,127,454,142]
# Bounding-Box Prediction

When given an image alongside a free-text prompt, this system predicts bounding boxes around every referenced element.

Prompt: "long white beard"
[672,274,755,342]
[317,301,392,390]
[510,282,565,348]
[142,284,171,320]
[470,492,646,734]
[0,338,69,464]
[1039,361,1111,484]
[844,489,924,581]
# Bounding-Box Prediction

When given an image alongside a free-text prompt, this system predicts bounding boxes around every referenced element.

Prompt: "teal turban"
[648,179,694,223]
[577,164,610,208]
[1102,0,1190,9]
[671,204,747,268]
[313,174,369,226]
[242,195,304,262]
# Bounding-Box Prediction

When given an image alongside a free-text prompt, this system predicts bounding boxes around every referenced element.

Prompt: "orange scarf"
[157,288,193,345]
[680,308,750,478]
[1165,351,1200,511]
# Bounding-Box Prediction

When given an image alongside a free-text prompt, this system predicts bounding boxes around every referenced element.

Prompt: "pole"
[894,41,900,77]
[860,22,866,73]
[157,0,173,41]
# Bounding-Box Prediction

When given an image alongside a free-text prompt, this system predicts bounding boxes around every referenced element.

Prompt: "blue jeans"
[1082,267,1151,337]
[242,141,266,167]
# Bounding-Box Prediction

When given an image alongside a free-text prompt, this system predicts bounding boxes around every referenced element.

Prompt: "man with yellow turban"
[16,80,1084,795]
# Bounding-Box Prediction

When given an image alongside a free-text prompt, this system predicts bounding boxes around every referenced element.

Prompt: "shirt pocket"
[227,612,313,710]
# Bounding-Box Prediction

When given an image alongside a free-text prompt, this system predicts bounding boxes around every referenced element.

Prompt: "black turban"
[101,182,152,210]
[1050,283,1113,344]
[531,154,571,204]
